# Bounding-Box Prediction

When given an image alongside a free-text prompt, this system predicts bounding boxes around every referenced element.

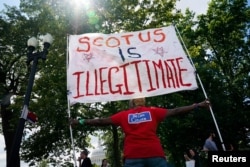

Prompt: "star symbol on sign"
[153,47,167,57]
[82,53,94,62]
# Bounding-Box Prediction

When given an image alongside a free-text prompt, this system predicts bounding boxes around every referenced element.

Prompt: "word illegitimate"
[72,57,192,98]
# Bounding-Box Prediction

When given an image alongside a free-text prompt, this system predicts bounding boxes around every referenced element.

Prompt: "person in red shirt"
[70,98,210,167]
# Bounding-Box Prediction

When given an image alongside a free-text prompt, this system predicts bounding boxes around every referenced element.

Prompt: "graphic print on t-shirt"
[128,111,152,124]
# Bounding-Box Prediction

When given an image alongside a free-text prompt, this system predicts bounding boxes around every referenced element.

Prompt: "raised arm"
[166,99,210,117]
[70,117,113,126]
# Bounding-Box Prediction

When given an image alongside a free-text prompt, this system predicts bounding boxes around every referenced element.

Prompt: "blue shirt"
[203,138,218,151]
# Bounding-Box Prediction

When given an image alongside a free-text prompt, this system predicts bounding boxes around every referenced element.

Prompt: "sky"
[0,0,212,14]
[0,0,231,166]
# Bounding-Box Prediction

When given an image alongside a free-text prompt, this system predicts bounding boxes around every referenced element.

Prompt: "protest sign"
[67,25,197,103]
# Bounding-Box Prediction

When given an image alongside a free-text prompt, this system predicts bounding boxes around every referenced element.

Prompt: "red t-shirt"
[111,106,168,159]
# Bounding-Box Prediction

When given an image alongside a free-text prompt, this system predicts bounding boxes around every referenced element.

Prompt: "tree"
[196,0,250,150]
[0,4,40,166]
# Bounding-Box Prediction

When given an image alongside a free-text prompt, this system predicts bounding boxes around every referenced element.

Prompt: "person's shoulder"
[149,106,160,109]
[85,157,91,162]
[149,106,167,111]
[138,106,160,112]
[206,138,213,142]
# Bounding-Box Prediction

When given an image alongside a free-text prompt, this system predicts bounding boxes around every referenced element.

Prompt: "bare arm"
[166,99,210,117]
[85,117,113,126]
[70,117,113,126]
[184,154,192,161]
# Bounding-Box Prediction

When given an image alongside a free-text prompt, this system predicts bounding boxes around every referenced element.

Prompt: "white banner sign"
[67,25,197,103]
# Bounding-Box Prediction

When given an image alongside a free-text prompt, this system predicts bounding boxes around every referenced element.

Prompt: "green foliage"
[37,159,49,167]
[0,0,250,167]
[196,0,250,149]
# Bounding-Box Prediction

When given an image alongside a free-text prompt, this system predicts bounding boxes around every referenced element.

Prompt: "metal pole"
[195,74,226,151]
[8,42,51,166]
[66,35,78,167]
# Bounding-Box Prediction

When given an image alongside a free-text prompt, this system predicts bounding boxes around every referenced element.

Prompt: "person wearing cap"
[78,149,92,167]
[71,98,210,167]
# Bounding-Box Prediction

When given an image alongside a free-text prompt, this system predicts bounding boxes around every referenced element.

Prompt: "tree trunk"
[1,93,20,167]
[112,125,121,167]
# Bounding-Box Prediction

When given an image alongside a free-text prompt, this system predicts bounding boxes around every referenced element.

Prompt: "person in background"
[101,158,109,167]
[78,149,92,167]
[71,97,210,167]
[184,148,200,167]
[203,131,218,151]
[225,143,235,151]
